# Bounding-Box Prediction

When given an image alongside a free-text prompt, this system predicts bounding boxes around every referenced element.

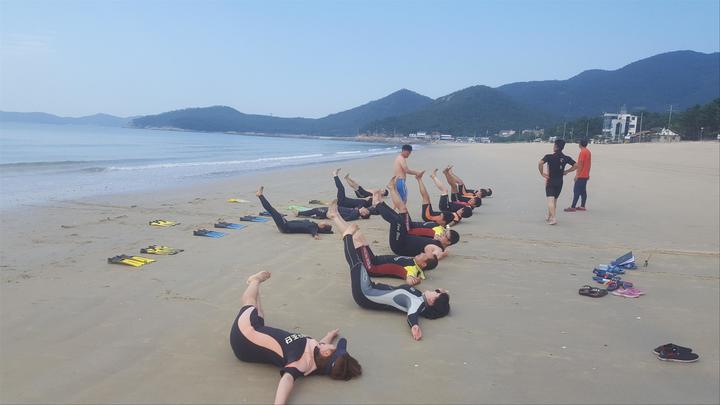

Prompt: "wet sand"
[1,142,718,404]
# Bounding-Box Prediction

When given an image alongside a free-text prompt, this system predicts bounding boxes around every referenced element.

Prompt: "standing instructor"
[394,144,419,203]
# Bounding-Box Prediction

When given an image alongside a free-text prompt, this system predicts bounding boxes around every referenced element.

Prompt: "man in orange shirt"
[565,139,591,212]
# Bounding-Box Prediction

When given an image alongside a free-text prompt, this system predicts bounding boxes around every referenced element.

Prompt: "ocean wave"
[335,150,362,155]
[106,153,325,171]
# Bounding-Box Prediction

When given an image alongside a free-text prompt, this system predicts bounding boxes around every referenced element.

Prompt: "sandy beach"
[1,142,718,404]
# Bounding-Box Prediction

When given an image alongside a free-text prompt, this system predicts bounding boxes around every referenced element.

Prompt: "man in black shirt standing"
[538,139,577,225]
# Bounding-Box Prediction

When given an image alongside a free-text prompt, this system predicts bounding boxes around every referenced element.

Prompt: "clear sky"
[1,0,718,118]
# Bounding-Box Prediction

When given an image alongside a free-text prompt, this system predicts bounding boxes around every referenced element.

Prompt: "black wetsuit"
[376,202,443,256]
[344,235,426,327]
[542,152,576,198]
[259,195,331,237]
[354,186,372,198]
[230,305,317,380]
[335,176,372,209]
[297,206,361,221]
[441,194,470,212]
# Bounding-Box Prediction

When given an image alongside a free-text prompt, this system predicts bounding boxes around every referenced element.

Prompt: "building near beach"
[602,111,638,142]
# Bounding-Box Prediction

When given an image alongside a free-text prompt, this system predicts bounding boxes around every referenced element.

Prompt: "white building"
[498,130,516,137]
[439,134,453,140]
[602,111,638,142]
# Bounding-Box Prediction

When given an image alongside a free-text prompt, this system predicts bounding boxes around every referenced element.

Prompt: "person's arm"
[425,243,448,259]
[563,157,578,176]
[274,373,295,405]
[573,159,583,179]
[400,158,419,176]
[319,329,339,344]
[538,160,548,179]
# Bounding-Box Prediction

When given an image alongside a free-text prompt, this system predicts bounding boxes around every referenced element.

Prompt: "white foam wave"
[107,154,324,171]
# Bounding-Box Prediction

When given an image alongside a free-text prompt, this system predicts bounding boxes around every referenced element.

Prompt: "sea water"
[0,122,400,208]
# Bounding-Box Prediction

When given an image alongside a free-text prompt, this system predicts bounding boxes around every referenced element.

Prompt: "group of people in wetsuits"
[230,144,491,404]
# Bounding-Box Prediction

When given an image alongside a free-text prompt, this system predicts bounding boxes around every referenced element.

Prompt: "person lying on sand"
[295,205,369,222]
[327,200,438,286]
[335,221,450,341]
[332,168,374,214]
[374,177,457,259]
[417,169,471,226]
[230,271,361,405]
[442,166,485,207]
[343,172,389,199]
[256,186,333,239]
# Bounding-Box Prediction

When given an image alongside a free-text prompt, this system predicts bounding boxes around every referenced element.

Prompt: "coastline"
[1,142,718,404]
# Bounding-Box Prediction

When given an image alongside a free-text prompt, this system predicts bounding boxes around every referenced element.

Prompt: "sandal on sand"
[579,285,608,297]
[657,347,699,363]
[653,343,692,355]
[611,288,641,298]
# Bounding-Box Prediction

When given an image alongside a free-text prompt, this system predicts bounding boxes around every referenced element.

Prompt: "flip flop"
[579,285,608,297]
[611,288,641,298]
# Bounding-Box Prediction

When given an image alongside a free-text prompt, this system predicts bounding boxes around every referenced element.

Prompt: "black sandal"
[579,285,608,298]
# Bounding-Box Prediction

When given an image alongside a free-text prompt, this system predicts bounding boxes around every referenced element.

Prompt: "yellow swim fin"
[149,219,179,227]
[108,255,152,267]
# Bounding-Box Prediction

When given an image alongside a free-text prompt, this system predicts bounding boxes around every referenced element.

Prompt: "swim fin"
[140,245,184,255]
[108,254,156,267]
[214,222,247,230]
[227,198,249,203]
[240,215,270,222]
[193,229,226,238]
[149,219,179,227]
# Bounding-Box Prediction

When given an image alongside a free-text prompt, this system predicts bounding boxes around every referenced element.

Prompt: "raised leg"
[243,271,271,318]
[415,171,431,205]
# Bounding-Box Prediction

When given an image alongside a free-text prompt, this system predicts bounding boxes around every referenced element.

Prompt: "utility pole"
[700,127,704,142]
[639,111,644,133]
[562,122,566,139]
[585,120,589,138]
[667,104,674,128]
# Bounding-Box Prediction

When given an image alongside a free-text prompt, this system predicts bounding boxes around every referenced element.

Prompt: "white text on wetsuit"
[284,333,307,344]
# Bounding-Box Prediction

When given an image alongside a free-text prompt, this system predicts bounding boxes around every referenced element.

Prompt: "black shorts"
[545,181,563,198]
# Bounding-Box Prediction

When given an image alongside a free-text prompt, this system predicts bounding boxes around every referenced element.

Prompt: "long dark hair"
[314,348,362,380]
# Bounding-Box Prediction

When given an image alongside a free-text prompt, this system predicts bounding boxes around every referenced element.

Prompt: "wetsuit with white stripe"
[230,305,318,380]
[344,235,426,327]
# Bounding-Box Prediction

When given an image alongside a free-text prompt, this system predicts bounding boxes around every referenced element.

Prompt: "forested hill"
[131,89,433,135]
[497,50,719,119]
[362,86,555,136]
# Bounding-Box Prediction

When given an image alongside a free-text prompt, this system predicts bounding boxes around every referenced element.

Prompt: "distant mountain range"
[130,89,433,135]
[362,85,555,136]
[0,111,130,127]
[3,50,718,136]
[496,50,720,118]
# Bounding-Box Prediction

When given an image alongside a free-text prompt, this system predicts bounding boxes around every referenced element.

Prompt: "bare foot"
[415,170,425,180]
[547,218,557,225]
[333,168,341,177]
[432,168,439,177]
[256,186,264,197]
[327,199,338,219]
[247,271,271,285]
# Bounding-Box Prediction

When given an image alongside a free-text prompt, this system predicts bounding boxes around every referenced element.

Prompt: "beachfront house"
[602,111,638,142]
[626,128,681,143]
[498,130,516,138]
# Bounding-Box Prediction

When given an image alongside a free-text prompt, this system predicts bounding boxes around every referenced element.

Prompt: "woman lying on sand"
[327,204,450,341]
[230,271,361,404]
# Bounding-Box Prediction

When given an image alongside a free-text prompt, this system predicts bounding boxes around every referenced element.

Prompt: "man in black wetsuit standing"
[538,139,577,225]
[256,186,333,239]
